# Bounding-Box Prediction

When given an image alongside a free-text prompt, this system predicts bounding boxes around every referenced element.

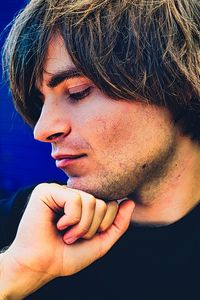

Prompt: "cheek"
[90,114,133,150]
[88,108,172,161]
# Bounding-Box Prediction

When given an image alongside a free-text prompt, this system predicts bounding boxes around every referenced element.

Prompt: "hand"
[0,183,135,299]
[56,185,119,244]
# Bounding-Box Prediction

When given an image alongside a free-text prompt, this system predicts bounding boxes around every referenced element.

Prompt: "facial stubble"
[66,134,177,205]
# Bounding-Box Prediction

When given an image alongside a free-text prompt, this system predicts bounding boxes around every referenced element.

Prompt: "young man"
[0,0,200,299]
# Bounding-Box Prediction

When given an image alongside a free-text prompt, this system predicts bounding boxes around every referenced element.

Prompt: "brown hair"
[2,0,200,140]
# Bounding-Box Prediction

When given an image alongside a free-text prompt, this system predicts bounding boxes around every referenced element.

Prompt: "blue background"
[0,1,66,198]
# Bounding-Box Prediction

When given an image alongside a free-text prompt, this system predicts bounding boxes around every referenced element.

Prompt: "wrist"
[0,248,53,300]
[0,252,11,300]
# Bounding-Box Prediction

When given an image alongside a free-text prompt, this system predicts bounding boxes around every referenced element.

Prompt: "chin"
[66,175,133,201]
[66,178,111,201]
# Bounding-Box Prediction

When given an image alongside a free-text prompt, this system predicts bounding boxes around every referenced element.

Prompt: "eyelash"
[68,86,92,102]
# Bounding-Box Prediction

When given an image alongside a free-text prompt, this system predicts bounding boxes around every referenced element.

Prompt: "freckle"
[142,164,147,169]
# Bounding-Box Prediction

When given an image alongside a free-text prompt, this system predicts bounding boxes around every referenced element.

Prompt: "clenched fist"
[0,183,135,299]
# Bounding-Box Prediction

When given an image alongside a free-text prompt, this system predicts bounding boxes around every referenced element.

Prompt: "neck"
[131,135,200,225]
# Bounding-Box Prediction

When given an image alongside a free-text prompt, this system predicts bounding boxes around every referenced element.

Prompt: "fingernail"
[65,237,77,244]
[58,224,67,231]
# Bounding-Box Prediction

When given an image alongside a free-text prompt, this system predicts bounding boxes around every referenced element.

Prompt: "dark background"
[0,1,66,198]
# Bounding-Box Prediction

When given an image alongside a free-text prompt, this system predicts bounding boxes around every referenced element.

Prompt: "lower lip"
[56,156,86,168]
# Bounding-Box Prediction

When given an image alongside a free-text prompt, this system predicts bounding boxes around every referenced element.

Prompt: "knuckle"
[64,194,81,214]
[97,200,107,213]
[61,214,78,227]
[86,196,96,208]
[109,201,119,212]
[83,233,93,240]
[49,182,60,188]
[33,183,49,194]
[77,225,90,236]
[71,193,82,204]
[67,189,81,200]
[70,215,81,224]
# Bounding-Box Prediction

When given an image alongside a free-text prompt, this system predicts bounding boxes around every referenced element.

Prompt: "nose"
[33,101,71,143]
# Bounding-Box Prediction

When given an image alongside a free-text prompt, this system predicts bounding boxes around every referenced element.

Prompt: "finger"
[63,192,96,244]
[36,183,80,212]
[61,200,135,276]
[82,199,107,239]
[92,200,135,257]
[98,201,119,232]
[57,193,82,230]
[32,183,83,231]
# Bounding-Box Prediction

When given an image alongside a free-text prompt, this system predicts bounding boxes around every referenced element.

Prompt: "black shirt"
[1,187,200,300]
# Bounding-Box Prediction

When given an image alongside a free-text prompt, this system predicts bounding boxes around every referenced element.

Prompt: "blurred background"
[0,1,66,198]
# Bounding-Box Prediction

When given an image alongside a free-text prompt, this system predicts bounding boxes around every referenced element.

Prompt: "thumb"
[95,199,135,257]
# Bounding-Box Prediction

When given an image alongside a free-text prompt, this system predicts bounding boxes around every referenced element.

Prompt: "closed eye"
[33,83,93,104]
[68,86,93,102]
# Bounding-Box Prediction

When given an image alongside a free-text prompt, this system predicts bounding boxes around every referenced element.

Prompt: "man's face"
[34,34,178,201]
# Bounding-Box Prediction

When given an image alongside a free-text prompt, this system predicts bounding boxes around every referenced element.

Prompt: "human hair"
[2,0,200,140]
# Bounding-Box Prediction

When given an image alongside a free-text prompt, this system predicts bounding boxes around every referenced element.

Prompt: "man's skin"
[0,184,134,299]
[0,33,200,298]
[34,34,200,224]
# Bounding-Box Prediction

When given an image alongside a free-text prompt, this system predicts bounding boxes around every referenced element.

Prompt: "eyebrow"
[46,68,84,88]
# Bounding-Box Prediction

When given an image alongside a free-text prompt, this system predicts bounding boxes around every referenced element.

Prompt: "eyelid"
[68,83,94,94]
[34,82,94,102]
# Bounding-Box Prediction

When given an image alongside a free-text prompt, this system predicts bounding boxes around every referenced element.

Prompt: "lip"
[52,153,87,169]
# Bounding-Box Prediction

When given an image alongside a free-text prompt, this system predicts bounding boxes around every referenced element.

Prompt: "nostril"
[47,132,64,141]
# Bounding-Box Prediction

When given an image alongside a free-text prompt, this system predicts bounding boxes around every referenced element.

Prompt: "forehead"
[43,33,75,74]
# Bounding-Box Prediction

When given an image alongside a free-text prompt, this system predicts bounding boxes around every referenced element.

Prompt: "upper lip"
[52,153,86,160]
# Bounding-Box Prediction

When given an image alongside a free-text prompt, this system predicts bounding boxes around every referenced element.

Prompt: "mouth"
[52,154,87,169]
